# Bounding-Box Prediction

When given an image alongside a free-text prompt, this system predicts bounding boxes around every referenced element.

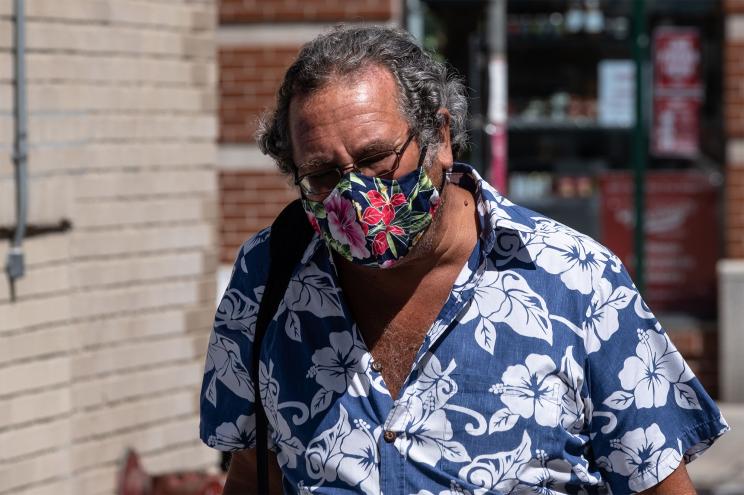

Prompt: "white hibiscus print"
[305,406,380,495]
[458,431,532,495]
[214,287,262,338]
[207,414,255,451]
[514,449,572,495]
[618,329,695,409]
[309,331,370,395]
[337,419,380,495]
[415,480,472,495]
[399,395,470,466]
[599,424,681,493]
[460,270,552,355]
[323,189,370,259]
[582,277,635,353]
[203,332,253,406]
[307,331,371,417]
[491,354,566,427]
[528,220,608,295]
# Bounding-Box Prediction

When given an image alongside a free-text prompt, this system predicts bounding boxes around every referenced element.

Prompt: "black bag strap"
[252,199,313,495]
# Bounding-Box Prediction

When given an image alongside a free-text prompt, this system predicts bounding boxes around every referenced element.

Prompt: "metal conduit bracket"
[6,0,28,302]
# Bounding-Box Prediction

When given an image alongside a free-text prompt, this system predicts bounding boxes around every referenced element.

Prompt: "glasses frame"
[294,132,416,199]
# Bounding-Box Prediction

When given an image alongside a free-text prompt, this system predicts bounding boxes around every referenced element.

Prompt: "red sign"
[653,28,702,91]
[599,171,719,317]
[651,27,703,158]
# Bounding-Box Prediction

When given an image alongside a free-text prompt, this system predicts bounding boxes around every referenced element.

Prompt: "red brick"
[725,0,744,13]
[219,45,302,143]
[219,0,392,23]
[219,170,300,262]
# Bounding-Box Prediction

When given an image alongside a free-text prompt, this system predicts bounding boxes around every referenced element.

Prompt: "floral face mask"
[302,164,441,269]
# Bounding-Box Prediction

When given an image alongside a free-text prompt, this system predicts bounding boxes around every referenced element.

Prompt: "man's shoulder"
[489,197,632,298]
[226,227,273,290]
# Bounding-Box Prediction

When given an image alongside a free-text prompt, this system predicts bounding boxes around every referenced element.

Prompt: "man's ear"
[434,108,453,170]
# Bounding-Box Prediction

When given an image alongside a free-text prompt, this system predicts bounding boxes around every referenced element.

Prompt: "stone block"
[70,390,195,440]
[0,264,72,303]
[73,465,117,495]
[0,387,72,429]
[70,277,204,320]
[14,479,72,495]
[0,294,72,333]
[73,251,206,289]
[70,416,199,471]
[71,334,199,379]
[0,323,73,366]
[0,417,72,462]
[0,450,70,493]
[76,309,186,349]
[0,54,11,81]
[74,196,210,228]
[71,223,215,258]
[0,355,70,396]
[75,170,216,199]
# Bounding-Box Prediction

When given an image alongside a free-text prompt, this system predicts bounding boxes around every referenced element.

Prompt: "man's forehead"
[288,65,406,148]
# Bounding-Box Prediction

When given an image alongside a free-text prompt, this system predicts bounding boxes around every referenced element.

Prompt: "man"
[200,26,727,494]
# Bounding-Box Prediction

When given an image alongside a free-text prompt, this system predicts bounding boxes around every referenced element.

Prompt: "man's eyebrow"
[353,138,397,157]
[297,157,334,174]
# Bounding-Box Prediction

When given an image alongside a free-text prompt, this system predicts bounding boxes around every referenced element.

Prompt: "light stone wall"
[0,1,219,494]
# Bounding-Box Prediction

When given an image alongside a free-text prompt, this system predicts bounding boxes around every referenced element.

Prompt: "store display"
[651,27,703,158]
[598,60,635,127]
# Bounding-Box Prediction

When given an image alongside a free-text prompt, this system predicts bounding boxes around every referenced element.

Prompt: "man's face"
[288,65,451,187]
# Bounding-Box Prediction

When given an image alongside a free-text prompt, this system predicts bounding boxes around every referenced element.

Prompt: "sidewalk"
[688,404,744,495]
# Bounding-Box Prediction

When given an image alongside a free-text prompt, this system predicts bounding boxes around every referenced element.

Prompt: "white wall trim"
[216,264,233,306]
[727,15,744,42]
[718,259,744,402]
[218,143,277,171]
[728,140,744,165]
[217,21,400,47]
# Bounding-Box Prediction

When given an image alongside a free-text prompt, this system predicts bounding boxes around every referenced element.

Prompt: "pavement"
[687,404,744,495]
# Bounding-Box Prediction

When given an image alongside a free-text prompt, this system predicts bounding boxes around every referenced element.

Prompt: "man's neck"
[335,182,478,309]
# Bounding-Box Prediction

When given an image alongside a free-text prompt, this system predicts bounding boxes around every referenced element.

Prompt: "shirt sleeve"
[199,228,272,451]
[584,257,729,494]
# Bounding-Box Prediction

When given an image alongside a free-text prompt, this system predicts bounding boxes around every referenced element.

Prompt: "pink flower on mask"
[324,190,371,260]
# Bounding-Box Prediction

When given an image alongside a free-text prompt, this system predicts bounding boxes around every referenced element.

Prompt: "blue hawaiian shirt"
[200,163,728,495]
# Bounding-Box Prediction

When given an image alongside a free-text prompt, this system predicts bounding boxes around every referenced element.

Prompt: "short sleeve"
[585,259,729,494]
[199,228,272,451]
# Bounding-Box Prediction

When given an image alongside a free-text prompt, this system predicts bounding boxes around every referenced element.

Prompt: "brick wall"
[725,41,744,139]
[0,2,219,494]
[220,0,393,23]
[666,320,719,397]
[726,12,744,259]
[220,170,297,262]
[220,45,301,142]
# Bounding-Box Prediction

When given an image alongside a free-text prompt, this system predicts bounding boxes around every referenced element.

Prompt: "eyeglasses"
[294,132,416,199]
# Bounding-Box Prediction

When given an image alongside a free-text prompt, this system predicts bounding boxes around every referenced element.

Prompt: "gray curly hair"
[256,25,469,176]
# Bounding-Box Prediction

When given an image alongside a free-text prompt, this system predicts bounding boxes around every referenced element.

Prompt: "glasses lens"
[354,151,397,177]
[300,169,341,196]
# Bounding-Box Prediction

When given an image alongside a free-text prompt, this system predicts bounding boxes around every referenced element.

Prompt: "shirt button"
[371,360,383,372]
[383,430,397,443]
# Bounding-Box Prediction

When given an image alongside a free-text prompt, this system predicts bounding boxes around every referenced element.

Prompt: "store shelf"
[508,118,632,131]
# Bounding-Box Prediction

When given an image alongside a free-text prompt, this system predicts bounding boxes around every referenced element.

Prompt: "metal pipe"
[632,0,648,295]
[6,0,28,300]
[406,0,424,44]
[486,0,508,193]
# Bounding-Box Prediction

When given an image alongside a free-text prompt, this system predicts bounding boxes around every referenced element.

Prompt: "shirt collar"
[446,163,536,255]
